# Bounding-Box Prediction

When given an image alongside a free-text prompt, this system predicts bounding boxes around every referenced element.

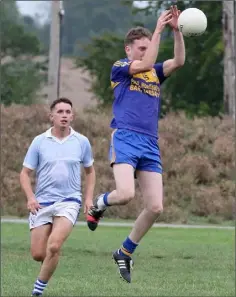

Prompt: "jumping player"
[87,6,185,283]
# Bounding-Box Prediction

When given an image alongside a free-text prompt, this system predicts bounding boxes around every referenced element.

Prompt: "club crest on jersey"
[133,69,159,83]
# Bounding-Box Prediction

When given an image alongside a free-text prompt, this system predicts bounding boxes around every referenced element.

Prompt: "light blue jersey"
[23,127,94,205]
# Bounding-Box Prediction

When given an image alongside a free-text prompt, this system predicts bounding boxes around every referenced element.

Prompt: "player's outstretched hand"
[27,197,42,214]
[156,10,173,33]
[168,5,181,30]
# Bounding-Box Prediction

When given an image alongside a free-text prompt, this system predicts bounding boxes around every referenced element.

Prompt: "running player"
[20,97,95,295]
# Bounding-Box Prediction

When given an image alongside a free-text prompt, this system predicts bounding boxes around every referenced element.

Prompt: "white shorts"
[28,201,81,230]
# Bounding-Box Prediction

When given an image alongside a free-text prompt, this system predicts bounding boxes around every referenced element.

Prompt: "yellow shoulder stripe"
[111,81,120,89]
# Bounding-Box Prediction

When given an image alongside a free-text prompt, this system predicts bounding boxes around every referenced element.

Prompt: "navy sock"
[120,237,138,257]
[103,192,110,206]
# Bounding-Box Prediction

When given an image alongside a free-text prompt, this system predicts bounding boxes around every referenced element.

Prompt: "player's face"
[125,37,151,61]
[50,102,73,129]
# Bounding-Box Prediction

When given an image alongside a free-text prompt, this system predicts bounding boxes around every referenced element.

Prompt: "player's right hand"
[156,10,173,33]
[27,197,42,215]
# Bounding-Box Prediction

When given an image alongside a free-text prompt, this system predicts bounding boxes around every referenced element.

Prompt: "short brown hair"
[50,97,73,111]
[124,26,152,46]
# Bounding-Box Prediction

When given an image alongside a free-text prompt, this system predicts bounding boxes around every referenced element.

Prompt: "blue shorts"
[109,129,162,174]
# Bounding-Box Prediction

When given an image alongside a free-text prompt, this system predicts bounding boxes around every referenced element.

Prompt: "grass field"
[2,223,235,296]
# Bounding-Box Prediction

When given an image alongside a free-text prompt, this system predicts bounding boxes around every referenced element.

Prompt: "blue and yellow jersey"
[110,58,167,138]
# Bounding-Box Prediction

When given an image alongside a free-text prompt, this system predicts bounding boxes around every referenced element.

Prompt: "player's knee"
[31,250,45,262]
[47,241,61,255]
[151,204,163,215]
[146,201,163,215]
[117,189,135,204]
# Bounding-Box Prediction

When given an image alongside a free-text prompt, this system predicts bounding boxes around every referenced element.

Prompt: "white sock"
[96,194,107,211]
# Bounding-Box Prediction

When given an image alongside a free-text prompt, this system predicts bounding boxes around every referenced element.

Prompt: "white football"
[177,8,207,37]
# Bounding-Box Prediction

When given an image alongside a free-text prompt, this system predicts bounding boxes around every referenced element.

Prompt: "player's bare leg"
[112,171,163,283]
[31,217,73,296]
[31,224,52,263]
[87,164,135,230]
[87,163,136,282]
[129,171,163,243]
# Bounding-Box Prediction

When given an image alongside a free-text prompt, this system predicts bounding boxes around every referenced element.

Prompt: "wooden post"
[223,1,235,119]
[47,1,61,103]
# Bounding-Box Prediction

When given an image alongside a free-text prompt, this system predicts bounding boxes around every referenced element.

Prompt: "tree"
[1,1,21,23]
[0,1,46,106]
[19,0,157,57]
[22,15,50,54]
[76,33,124,106]
[61,0,135,55]
[1,60,45,106]
[156,1,223,117]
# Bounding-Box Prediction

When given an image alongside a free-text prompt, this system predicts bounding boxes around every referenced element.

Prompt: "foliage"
[156,1,223,117]
[1,60,46,106]
[76,33,125,106]
[2,105,234,221]
[0,5,40,59]
[0,1,46,106]
[62,0,134,55]
[21,15,50,54]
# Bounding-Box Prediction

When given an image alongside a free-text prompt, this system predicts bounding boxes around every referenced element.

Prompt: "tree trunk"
[222,1,235,119]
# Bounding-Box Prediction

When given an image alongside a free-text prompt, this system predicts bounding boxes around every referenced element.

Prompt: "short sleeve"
[154,62,167,85]
[82,138,94,168]
[111,60,132,82]
[23,137,40,170]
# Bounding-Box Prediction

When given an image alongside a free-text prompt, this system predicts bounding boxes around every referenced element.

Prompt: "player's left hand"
[84,199,93,214]
[168,5,181,30]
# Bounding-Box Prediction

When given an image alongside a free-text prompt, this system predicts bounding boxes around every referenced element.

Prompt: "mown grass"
[2,222,235,296]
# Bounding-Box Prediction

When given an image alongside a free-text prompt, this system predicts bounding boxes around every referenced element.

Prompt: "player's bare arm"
[83,165,96,214]
[163,5,186,77]
[129,10,173,75]
[20,166,41,214]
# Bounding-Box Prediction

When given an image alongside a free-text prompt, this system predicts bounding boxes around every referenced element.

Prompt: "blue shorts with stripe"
[109,129,162,174]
